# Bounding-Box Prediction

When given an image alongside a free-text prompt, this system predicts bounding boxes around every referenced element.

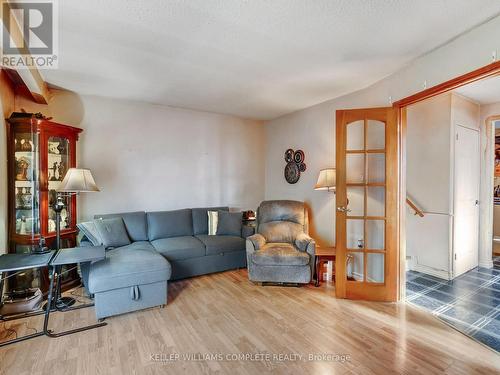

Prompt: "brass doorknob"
[337,206,351,213]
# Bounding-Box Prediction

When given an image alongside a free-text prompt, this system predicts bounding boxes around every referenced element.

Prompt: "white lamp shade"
[58,168,100,193]
[314,168,336,191]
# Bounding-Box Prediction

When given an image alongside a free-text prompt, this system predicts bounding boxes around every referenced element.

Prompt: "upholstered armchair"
[246,200,315,284]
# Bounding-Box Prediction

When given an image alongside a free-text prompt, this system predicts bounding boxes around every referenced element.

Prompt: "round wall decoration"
[284,149,306,184]
[294,150,304,163]
[284,162,300,184]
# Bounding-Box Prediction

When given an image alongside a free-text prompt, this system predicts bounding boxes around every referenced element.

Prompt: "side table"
[315,247,336,287]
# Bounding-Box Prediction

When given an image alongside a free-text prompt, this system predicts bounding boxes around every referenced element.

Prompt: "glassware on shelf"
[14,130,40,237]
[47,136,71,232]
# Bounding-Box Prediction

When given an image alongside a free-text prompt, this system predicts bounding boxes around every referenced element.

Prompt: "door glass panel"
[346,219,364,249]
[48,136,71,233]
[347,186,364,216]
[367,187,385,216]
[367,253,384,283]
[346,154,365,183]
[366,220,384,250]
[367,153,385,183]
[347,252,364,281]
[346,120,364,150]
[342,113,389,291]
[366,120,385,150]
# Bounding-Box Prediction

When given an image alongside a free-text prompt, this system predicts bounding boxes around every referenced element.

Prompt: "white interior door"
[453,125,480,277]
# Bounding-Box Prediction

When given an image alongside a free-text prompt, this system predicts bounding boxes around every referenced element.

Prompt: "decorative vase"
[16,187,24,207]
[20,139,32,151]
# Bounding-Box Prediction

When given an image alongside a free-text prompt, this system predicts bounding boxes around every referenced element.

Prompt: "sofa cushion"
[94,217,131,249]
[94,211,148,242]
[77,221,103,246]
[147,209,193,240]
[251,243,310,266]
[192,207,228,235]
[151,236,205,260]
[195,235,245,255]
[88,241,171,293]
[216,211,242,236]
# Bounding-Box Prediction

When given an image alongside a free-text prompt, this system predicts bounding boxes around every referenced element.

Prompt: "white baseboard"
[478,260,494,269]
[410,264,451,280]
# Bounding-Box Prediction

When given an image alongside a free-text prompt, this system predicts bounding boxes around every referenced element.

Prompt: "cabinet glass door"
[14,130,40,239]
[47,136,71,233]
[12,128,41,288]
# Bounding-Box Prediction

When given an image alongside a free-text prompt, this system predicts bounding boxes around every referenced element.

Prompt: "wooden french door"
[335,107,399,301]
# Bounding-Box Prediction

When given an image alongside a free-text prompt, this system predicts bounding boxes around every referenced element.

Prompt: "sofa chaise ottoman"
[87,241,171,320]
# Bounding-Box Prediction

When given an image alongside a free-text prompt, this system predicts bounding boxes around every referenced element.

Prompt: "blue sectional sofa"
[81,207,252,319]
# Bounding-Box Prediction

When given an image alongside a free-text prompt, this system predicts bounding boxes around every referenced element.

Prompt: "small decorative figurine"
[19,216,27,235]
[50,162,58,181]
[16,157,30,181]
[48,141,60,154]
[58,162,66,181]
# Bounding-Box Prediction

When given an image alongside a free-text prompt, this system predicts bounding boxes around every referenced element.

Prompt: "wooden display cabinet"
[6,112,83,295]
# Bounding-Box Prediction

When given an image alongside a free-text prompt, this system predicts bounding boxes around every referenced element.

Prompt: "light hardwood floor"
[1,269,499,375]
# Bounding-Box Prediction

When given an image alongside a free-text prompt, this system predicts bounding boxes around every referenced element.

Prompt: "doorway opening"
[403,74,500,352]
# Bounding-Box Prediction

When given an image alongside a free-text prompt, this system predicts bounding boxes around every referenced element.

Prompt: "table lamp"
[314,168,336,192]
[52,168,99,308]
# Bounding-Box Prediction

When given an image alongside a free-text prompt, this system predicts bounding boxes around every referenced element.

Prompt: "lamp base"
[55,296,76,310]
[43,296,76,311]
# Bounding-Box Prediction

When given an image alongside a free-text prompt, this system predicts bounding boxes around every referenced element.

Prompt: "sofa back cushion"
[257,200,308,243]
[216,211,242,236]
[94,211,148,242]
[147,209,193,240]
[192,207,228,235]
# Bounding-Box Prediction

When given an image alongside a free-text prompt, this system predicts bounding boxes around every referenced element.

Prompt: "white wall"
[265,15,500,252]
[15,91,266,221]
[405,93,453,278]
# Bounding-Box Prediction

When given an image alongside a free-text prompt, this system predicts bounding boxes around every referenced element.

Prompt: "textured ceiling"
[454,75,500,105]
[43,0,500,120]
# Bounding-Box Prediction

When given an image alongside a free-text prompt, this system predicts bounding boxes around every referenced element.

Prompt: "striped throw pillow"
[207,211,218,235]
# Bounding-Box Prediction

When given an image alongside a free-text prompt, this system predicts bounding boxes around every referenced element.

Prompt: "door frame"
[486,115,500,267]
[393,61,500,300]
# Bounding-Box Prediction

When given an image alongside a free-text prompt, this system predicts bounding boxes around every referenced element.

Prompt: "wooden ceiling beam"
[0,0,50,104]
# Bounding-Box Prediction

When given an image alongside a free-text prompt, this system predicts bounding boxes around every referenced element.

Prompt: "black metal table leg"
[0,330,45,347]
[43,265,107,338]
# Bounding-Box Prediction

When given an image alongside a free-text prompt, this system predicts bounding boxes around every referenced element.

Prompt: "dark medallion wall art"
[284,148,306,184]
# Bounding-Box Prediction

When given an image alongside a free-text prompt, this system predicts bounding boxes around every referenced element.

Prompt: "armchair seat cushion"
[151,236,205,260]
[251,243,310,266]
[195,235,245,255]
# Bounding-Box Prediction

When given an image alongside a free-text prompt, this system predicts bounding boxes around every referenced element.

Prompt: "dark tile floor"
[406,257,500,352]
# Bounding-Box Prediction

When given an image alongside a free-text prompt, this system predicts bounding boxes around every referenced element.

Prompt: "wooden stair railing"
[406,197,425,217]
